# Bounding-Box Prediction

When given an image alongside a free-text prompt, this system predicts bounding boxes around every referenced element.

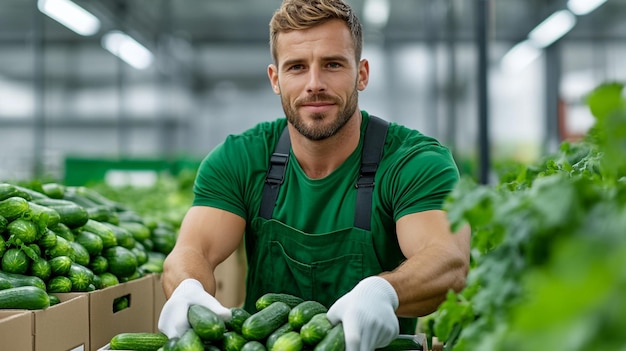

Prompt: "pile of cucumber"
[0,181,178,310]
[109,293,425,351]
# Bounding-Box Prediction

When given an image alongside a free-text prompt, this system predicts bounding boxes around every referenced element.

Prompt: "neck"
[289,112,362,179]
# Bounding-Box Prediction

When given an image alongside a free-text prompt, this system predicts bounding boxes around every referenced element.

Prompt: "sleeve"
[389,146,460,221]
[192,138,248,219]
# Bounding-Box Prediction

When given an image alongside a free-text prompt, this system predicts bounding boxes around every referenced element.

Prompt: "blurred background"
[1,0,624,185]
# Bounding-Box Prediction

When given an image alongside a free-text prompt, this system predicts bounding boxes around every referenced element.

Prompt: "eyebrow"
[281,55,351,69]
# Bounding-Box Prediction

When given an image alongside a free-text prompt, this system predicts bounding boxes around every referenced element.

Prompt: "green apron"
[243,116,417,334]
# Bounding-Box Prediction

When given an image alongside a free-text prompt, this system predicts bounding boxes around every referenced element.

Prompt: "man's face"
[268,20,369,141]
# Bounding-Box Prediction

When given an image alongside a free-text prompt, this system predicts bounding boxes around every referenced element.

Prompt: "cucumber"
[151,226,178,255]
[74,230,104,256]
[27,202,61,228]
[0,277,13,290]
[0,215,7,234]
[242,341,267,351]
[103,223,136,249]
[0,286,50,310]
[288,300,328,330]
[29,257,52,282]
[1,248,30,274]
[7,218,39,244]
[47,275,73,293]
[103,245,138,279]
[188,304,226,341]
[48,255,73,276]
[313,323,344,351]
[176,328,204,351]
[45,235,75,259]
[33,198,89,228]
[109,332,169,351]
[0,270,46,290]
[37,228,58,249]
[266,322,293,350]
[0,183,19,201]
[69,241,91,266]
[41,183,65,199]
[300,313,333,345]
[131,243,148,266]
[48,294,61,305]
[162,337,179,351]
[81,219,117,248]
[89,255,109,274]
[376,337,426,351]
[68,263,94,292]
[117,221,151,241]
[242,301,291,341]
[256,293,304,311]
[0,196,30,221]
[87,206,115,223]
[52,223,75,242]
[222,331,248,351]
[272,331,303,351]
[12,185,47,200]
[98,272,120,288]
[226,307,252,334]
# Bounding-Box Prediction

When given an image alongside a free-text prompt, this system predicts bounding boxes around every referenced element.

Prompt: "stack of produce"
[109,293,425,351]
[0,182,177,310]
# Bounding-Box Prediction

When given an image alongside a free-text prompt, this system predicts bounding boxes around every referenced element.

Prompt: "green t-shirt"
[193,111,459,270]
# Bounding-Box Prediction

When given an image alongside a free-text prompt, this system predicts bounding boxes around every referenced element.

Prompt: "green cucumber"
[0,183,19,201]
[81,219,117,248]
[1,248,30,274]
[7,218,39,244]
[48,255,73,276]
[300,313,333,345]
[69,241,91,266]
[33,198,89,228]
[98,272,120,288]
[313,323,344,351]
[176,328,204,351]
[109,332,169,351]
[27,202,61,227]
[256,293,304,311]
[37,228,58,249]
[0,286,50,310]
[68,263,94,292]
[41,183,65,199]
[188,304,226,341]
[48,294,61,306]
[103,245,138,279]
[222,331,248,351]
[117,221,151,241]
[47,276,73,293]
[226,307,252,334]
[52,223,75,242]
[272,331,303,351]
[162,337,179,351]
[242,340,267,351]
[103,223,136,249]
[45,234,75,259]
[74,230,104,257]
[0,215,7,234]
[242,301,291,341]
[29,257,52,282]
[89,255,109,274]
[0,277,13,290]
[288,300,328,330]
[376,336,426,351]
[266,322,293,350]
[0,270,46,290]
[0,196,30,221]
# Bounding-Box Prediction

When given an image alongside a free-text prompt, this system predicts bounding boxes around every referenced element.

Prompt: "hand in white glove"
[158,278,232,338]
[327,276,400,351]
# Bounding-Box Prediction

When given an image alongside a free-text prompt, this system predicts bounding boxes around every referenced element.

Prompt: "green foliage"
[431,82,626,351]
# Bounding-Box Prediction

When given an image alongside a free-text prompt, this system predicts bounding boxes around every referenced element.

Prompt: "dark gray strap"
[354,115,389,230]
[259,126,291,219]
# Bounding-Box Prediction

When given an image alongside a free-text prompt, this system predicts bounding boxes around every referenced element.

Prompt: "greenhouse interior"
[0,0,625,350]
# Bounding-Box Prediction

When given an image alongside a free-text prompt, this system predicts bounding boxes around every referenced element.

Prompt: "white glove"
[327,276,400,351]
[158,278,232,338]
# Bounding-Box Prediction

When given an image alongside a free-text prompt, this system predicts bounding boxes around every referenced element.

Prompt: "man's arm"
[383,209,471,317]
[162,205,246,298]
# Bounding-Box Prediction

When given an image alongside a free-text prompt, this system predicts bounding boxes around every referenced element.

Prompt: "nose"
[305,67,326,93]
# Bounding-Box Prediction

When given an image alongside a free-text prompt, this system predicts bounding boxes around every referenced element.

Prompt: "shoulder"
[222,118,288,150]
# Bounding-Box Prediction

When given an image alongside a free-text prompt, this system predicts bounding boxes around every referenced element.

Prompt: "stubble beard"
[282,84,359,141]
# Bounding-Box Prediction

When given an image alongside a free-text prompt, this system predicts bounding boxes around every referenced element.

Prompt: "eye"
[327,62,342,69]
[288,64,304,71]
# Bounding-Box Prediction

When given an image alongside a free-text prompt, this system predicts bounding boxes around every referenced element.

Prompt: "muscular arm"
[162,206,246,298]
[382,210,471,317]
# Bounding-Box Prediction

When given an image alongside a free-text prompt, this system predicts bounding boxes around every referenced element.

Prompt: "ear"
[357,59,369,91]
[268,64,280,94]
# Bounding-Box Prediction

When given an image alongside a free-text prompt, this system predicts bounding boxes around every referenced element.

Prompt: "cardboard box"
[60,274,154,351]
[152,273,166,333]
[34,294,90,351]
[214,242,247,308]
[0,310,33,351]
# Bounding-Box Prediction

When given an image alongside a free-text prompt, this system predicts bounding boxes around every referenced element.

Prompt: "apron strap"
[354,115,389,230]
[259,126,291,219]
[259,115,389,230]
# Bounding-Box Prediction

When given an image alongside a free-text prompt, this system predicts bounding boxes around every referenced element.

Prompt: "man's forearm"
[162,247,218,298]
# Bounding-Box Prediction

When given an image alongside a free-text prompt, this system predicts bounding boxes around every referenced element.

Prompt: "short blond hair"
[269,0,363,64]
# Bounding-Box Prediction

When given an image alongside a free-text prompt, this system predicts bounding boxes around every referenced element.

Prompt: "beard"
[281,84,359,141]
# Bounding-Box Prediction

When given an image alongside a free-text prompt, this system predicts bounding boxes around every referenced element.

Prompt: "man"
[158,0,471,350]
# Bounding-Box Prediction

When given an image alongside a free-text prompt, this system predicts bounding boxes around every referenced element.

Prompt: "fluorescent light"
[500,40,542,73]
[364,0,390,28]
[102,31,154,70]
[567,0,607,16]
[528,10,577,48]
[37,0,100,36]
